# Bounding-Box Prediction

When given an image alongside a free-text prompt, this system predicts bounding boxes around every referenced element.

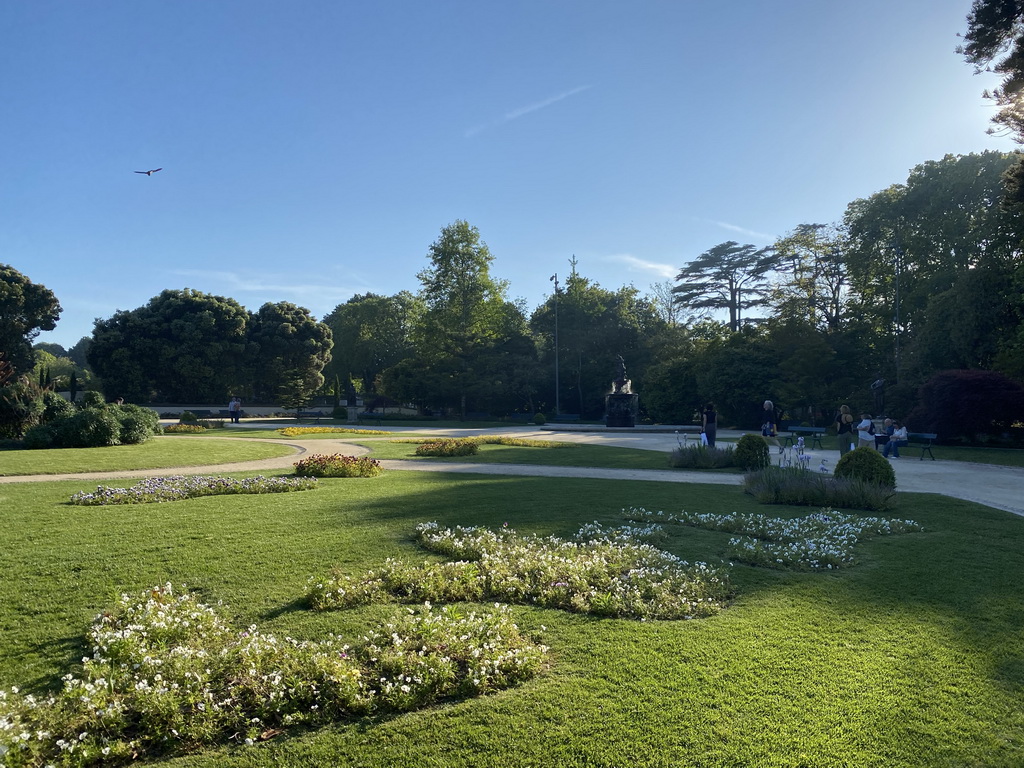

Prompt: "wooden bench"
[297,410,326,423]
[907,432,937,460]
[782,426,826,449]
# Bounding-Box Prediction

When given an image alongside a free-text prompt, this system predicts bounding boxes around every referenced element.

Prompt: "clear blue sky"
[3,0,1014,349]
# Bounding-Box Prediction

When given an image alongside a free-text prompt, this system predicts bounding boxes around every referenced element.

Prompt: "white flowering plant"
[624,507,923,571]
[68,475,317,505]
[307,521,732,620]
[0,585,546,767]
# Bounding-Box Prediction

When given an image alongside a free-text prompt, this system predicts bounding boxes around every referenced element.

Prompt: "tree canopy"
[672,242,775,332]
[0,264,62,377]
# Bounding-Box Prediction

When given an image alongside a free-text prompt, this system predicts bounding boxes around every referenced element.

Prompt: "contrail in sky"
[466,84,593,137]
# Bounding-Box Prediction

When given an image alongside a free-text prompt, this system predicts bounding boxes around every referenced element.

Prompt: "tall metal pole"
[550,273,560,416]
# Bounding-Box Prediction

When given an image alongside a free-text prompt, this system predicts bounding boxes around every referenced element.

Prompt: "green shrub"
[196,419,226,429]
[80,390,106,409]
[742,466,896,511]
[668,445,736,469]
[55,408,122,447]
[734,434,770,470]
[41,391,75,423]
[533,413,546,425]
[112,403,159,444]
[179,410,199,424]
[834,446,896,488]
[332,405,348,420]
[415,439,479,457]
[22,423,57,449]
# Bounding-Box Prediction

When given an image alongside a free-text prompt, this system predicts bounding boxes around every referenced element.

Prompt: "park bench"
[297,410,326,423]
[782,426,826,450]
[550,414,581,423]
[907,432,937,460]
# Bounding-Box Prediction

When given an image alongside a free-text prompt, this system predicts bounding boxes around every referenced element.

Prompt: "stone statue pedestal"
[605,393,638,428]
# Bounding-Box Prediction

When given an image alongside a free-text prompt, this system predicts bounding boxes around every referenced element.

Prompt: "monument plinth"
[605,354,638,428]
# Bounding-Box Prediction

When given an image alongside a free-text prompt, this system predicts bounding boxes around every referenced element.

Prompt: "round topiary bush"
[332,405,348,420]
[179,411,199,424]
[834,446,896,488]
[80,391,106,410]
[735,434,770,470]
[533,413,546,425]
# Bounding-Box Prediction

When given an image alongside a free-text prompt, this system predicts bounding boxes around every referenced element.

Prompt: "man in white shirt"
[856,413,875,450]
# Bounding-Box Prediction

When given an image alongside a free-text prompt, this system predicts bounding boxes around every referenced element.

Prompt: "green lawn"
[2,466,1023,767]
[355,438,682,470]
[0,436,296,476]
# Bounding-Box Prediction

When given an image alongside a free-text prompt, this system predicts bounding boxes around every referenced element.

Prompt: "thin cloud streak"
[168,269,359,304]
[710,220,776,242]
[604,254,677,279]
[465,84,593,137]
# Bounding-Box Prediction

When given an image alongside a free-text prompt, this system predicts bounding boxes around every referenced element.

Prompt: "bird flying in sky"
[134,168,162,176]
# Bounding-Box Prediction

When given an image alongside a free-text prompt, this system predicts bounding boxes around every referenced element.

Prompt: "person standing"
[761,400,780,448]
[702,402,717,448]
[855,412,875,450]
[835,404,855,456]
[228,396,241,424]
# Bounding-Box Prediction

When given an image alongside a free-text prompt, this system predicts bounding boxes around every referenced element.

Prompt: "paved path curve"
[2,429,1021,517]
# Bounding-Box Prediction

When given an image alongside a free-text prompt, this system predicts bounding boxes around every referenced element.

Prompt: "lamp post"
[549,273,560,416]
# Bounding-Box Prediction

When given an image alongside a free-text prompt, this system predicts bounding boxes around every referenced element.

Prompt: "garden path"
[1,428,1021,518]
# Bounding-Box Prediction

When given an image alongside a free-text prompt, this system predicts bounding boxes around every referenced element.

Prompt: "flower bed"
[69,475,318,505]
[293,454,383,477]
[307,521,732,620]
[163,423,208,434]
[0,584,545,766]
[625,506,923,571]
[276,426,390,436]
[414,439,478,457]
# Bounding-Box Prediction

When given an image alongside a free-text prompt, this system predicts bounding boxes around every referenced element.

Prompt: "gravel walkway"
[2,427,1021,517]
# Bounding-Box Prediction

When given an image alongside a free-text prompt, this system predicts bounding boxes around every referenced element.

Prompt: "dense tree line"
[5,151,1023,436]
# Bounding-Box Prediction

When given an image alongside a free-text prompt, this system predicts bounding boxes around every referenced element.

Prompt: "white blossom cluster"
[69,475,317,505]
[0,585,545,767]
[309,522,732,620]
[623,507,923,571]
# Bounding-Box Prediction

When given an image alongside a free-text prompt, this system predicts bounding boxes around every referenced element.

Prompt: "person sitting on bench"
[883,421,908,458]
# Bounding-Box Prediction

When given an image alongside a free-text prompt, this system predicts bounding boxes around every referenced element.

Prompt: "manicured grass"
[2,469,1024,767]
[356,439,678,470]
[0,436,296,476]
[919,443,1024,468]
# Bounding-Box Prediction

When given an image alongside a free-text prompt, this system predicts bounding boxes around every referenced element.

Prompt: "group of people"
[835,405,907,458]
[695,400,908,459]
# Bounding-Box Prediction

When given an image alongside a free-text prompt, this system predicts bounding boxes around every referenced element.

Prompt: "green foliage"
[734,433,770,470]
[112,403,159,445]
[80,390,105,409]
[21,423,57,449]
[742,466,896,511]
[0,264,62,378]
[179,410,199,423]
[906,369,1024,442]
[834,447,897,488]
[668,444,736,469]
[533,412,546,425]
[293,453,384,478]
[0,376,45,438]
[41,390,74,423]
[87,288,251,402]
[672,242,775,332]
[332,405,348,419]
[54,408,122,448]
[248,301,333,403]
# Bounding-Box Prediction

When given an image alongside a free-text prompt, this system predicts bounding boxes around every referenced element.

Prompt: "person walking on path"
[702,402,717,448]
[761,400,781,449]
[835,404,855,456]
[228,396,242,424]
[856,412,876,450]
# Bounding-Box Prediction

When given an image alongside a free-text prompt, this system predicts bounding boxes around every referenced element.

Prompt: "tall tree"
[768,224,851,332]
[672,242,775,332]
[415,220,509,418]
[0,264,62,377]
[323,291,420,394]
[247,302,333,404]
[959,1,1024,143]
[88,289,250,402]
